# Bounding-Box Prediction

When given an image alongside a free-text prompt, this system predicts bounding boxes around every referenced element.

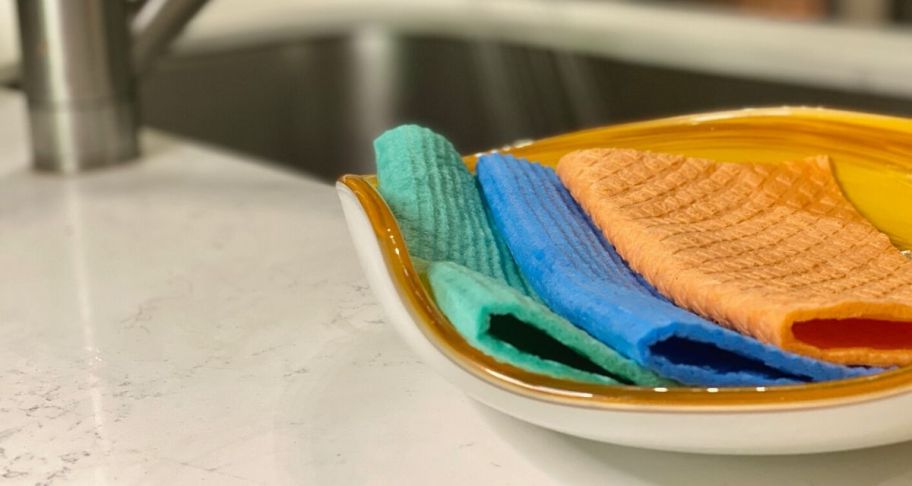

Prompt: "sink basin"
[140,30,912,181]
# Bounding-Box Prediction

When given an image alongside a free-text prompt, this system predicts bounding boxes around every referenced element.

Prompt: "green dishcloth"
[428,262,671,386]
[375,124,530,293]
[375,124,672,386]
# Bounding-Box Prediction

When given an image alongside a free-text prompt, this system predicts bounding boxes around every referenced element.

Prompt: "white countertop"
[2,88,912,485]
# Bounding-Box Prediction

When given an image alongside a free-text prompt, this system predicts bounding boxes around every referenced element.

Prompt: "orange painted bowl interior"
[339,107,912,411]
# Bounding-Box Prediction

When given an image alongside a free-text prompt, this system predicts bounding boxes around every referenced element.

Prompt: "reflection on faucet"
[63,179,112,485]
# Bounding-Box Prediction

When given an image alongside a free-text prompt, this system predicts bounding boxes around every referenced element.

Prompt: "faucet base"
[27,99,139,174]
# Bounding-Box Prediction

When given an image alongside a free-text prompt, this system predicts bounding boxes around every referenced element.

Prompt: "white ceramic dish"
[336,107,912,455]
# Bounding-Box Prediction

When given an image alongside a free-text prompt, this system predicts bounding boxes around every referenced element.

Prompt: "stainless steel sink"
[140,30,912,181]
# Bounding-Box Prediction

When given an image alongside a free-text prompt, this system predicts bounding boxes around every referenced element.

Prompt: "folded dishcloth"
[375,124,529,293]
[558,149,912,367]
[375,125,667,385]
[477,153,875,386]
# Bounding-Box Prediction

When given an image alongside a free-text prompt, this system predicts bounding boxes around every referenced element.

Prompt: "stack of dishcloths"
[375,125,669,386]
[374,125,912,387]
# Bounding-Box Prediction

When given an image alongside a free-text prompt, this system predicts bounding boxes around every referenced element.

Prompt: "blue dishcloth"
[476,153,877,386]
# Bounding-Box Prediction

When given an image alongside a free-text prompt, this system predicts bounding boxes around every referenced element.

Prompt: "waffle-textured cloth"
[477,153,875,385]
[375,125,668,385]
[558,149,912,367]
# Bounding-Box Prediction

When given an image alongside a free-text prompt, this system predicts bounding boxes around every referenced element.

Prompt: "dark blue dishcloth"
[476,153,878,386]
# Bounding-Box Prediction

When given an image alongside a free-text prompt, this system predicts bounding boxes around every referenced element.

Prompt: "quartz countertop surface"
[2,88,912,485]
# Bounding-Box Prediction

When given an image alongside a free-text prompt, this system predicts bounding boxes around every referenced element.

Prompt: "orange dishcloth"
[558,148,912,367]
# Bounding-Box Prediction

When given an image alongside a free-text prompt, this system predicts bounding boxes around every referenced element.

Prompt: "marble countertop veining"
[2,88,912,485]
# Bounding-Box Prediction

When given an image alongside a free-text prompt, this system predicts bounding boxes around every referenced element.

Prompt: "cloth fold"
[374,125,667,385]
[476,153,875,386]
[428,261,671,386]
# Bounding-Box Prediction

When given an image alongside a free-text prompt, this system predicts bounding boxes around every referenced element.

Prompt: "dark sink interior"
[140,31,912,181]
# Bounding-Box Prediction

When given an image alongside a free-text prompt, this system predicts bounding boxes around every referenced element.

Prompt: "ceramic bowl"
[336,107,912,455]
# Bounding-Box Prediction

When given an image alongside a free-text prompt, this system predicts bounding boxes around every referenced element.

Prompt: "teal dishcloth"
[428,261,671,386]
[375,124,671,385]
[375,124,529,293]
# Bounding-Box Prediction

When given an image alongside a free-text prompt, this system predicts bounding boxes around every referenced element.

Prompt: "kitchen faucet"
[16,0,209,173]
